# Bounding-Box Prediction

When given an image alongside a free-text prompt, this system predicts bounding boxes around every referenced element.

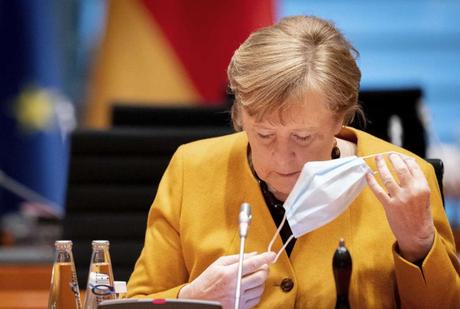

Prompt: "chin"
[266,180,296,199]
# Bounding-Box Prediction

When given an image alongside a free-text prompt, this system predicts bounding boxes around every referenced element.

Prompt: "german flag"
[85,0,274,127]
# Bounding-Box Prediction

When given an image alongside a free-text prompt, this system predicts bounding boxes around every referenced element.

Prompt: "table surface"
[0,290,50,309]
[0,264,59,308]
[0,263,92,308]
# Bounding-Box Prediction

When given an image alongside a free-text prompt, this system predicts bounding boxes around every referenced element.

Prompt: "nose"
[272,141,296,171]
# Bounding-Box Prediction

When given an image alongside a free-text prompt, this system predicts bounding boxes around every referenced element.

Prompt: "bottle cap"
[91,240,110,248]
[55,240,73,248]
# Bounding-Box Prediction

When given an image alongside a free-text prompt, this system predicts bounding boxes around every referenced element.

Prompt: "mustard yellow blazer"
[127,127,460,308]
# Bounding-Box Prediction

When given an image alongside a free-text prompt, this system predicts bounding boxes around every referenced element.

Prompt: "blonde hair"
[227,16,362,130]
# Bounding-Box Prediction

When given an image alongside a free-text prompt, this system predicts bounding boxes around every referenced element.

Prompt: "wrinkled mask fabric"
[284,155,371,238]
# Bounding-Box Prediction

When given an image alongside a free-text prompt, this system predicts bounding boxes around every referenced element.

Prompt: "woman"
[127,16,459,308]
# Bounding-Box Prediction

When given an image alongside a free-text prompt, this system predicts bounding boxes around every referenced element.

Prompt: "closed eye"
[293,134,313,145]
[257,133,274,139]
[294,135,311,141]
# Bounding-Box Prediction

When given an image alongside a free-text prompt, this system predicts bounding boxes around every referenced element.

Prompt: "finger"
[403,156,427,181]
[243,284,265,302]
[242,289,264,309]
[375,154,400,196]
[388,153,412,186]
[241,252,275,276]
[243,297,262,309]
[366,172,391,205]
[241,264,269,290]
[217,252,257,266]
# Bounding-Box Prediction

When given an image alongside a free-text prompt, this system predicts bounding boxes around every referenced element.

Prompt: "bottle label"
[90,272,110,285]
[88,272,115,298]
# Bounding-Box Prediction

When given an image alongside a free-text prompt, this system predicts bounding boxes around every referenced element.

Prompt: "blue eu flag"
[0,0,70,218]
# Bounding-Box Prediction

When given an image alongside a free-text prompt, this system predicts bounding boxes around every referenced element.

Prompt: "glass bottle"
[48,240,82,309]
[333,239,352,309]
[83,240,116,309]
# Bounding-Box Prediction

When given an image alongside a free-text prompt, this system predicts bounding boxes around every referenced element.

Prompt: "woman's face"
[242,92,342,200]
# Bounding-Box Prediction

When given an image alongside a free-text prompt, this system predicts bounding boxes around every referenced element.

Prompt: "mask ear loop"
[267,213,296,263]
[273,235,294,263]
[360,151,396,160]
[361,151,402,175]
[267,213,287,253]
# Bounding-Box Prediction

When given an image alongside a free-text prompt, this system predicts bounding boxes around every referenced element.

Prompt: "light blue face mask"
[267,153,393,262]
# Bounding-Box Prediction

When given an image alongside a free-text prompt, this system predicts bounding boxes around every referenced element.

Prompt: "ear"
[231,103,244,131]
[238,110,247,131]
[333,116,344,135]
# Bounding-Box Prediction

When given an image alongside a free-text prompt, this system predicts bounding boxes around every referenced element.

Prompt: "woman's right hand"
[178,251,275,309]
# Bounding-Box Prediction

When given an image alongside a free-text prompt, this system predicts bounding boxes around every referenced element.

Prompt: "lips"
[277,171,300,177]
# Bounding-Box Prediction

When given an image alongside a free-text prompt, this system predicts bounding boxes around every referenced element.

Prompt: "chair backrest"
[112,104,232,129]
[63,127,233,287]
[352,88,427,157]
[112,89,426,156]
[426,158,445,204]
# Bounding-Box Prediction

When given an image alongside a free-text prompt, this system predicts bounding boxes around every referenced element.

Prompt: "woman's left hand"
[366,153,435,262]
